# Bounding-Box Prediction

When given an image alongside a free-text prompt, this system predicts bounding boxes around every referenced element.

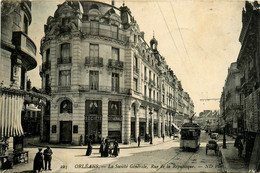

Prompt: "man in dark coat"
[86,140,92,156]
[104,139,109,157]
[238,139,243,158]
[137,136,141,147]
[162,134,165,142]
[33,148,44,172]
[43,146,53,171]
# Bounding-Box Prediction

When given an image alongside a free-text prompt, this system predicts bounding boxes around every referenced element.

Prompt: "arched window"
[60,100,73,113]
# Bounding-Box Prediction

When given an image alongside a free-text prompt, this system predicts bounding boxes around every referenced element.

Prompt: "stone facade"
[220,62,242,136]
[221,1,260,168]
[40,0,194,145]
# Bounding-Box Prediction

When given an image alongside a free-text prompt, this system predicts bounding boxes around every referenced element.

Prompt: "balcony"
[108,59,124,70]
[82,26,129,43]
[12,31,37,70]
[79,85,130,94]
[57,57,72,64]
[85,57,103,67]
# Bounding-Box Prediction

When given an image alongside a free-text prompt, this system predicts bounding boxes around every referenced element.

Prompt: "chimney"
[112,0,115,6]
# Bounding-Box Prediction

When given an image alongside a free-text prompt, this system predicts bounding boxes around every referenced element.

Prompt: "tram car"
[180,122,201,151]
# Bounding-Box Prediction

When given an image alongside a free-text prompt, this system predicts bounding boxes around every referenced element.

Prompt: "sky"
[27,0,245,115]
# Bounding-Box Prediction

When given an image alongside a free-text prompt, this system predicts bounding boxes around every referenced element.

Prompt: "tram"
[180,122,201,151]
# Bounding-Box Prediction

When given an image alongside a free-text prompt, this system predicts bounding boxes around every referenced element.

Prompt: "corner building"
[40,1,194,145]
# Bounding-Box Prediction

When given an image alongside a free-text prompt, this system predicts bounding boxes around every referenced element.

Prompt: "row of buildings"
[39,0,194,145]
[0,1,194,167]
[220,1,260,170]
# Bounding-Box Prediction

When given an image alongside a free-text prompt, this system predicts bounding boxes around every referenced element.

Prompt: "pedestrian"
[162,134,165,142]
[33,148,44,172]
[137,136,141,147]
[112,140,119,157]
[80,135,83,146]
[86,140,92,156]
[238,139,243,158]
[99,138,105,157]
[43,146,53,171]
[104,139,109,157]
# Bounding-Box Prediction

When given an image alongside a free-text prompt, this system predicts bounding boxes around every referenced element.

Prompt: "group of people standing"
[85,138,119,157]
[33,146,53,172]
[99,138,119,157]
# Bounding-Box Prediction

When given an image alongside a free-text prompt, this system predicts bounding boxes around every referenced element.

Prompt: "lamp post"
[149,108,153,144]
[222,90,227,149]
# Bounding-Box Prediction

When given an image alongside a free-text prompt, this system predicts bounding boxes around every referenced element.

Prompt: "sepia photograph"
[1,0,260,172]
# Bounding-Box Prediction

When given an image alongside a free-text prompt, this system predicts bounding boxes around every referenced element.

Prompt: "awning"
[171,123,180,131]
[0,93,24,137]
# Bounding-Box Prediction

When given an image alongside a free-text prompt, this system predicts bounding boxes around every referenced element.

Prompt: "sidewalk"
[28,136,176,150]
[219,142,249,173]
[2,137,176,173]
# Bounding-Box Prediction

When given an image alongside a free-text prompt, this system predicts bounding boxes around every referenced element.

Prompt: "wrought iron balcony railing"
[85,56,103,67]
[108,59,124,70]
[57,57,72,64]
[82,27,129,42]
[79,85,130,94]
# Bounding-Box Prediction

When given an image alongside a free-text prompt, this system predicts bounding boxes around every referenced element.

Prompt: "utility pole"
[222,91,227,149]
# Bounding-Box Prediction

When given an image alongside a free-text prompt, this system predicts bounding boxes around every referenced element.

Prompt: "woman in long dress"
[104,139,109,157]
[99,139,105,157]
[33,148,44,172]
[112,140,119,157]
[86,140,92,156]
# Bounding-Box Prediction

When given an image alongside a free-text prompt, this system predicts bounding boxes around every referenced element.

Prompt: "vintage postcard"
[1,0,259,172]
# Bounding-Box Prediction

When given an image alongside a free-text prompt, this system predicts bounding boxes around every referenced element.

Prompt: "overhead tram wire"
[155,1,191,76]
[155,1,179,54]
[169,1,190,61]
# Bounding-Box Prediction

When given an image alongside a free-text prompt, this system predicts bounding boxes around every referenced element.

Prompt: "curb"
[219,149,227,173]
[28,138,176,150]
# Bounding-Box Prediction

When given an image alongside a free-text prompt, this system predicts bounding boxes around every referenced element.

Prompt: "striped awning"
[0,93,24,137]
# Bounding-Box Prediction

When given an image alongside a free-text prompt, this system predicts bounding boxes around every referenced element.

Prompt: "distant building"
[220,62,242,136]
[40,0,194,145]
[194,110,220,132]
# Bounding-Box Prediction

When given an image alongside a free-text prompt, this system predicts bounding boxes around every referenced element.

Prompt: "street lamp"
[222,90,227,149]
[149,108,153,144]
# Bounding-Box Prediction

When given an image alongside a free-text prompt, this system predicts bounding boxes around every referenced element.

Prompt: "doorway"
[60,121,72,143]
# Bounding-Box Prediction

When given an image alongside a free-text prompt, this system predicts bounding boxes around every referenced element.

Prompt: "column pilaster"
[102,98,108,139]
